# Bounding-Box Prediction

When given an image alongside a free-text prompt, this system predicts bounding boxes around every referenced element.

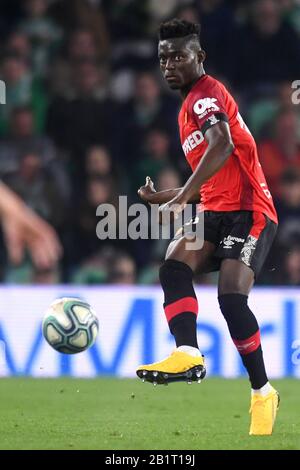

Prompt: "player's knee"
[159,259,194,292]
[218,293,248,309]
[218,278,248,296]
[218,293,259,340]
[218,293,248,321]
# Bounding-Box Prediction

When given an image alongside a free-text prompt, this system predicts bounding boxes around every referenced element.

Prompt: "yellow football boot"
[249,388,280,435]
[136,350,206,385]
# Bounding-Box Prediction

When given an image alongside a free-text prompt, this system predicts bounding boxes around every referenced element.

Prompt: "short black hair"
[158,18,201,44]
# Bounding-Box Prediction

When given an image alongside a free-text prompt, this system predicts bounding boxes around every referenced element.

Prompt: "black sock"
[218,293,268,389]
[170,313,198,348]
[159,259,198,349]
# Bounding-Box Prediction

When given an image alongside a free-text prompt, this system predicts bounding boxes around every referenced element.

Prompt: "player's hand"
[2,205,63,270]
[158,194,187,225]
[138,176,156,202]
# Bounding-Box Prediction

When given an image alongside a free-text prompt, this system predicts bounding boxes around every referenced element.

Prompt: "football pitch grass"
[0,377,299,450]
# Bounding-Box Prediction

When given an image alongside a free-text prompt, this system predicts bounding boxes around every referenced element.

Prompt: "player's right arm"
[138,176,200,204]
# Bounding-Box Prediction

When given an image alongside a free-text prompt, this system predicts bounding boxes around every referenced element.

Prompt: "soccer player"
[136,19,279,435]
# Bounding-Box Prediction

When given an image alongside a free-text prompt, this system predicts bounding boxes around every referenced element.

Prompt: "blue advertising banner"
[0,286,299,378]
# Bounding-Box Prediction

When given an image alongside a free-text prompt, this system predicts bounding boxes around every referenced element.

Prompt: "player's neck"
[180,70,206,100]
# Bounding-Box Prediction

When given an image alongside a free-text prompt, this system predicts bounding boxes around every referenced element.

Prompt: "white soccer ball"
[42,297,99,354]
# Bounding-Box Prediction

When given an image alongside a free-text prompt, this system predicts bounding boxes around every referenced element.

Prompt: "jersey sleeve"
[190,83,229,135]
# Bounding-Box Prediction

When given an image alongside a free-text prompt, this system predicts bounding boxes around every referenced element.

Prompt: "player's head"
[158,19,205,90]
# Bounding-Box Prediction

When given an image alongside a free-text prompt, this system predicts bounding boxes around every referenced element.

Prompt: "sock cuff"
[165,299,198,323]
[232,331,261,355]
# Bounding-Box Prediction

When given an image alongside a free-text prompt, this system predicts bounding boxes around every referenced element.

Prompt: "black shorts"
[173,210,278,277]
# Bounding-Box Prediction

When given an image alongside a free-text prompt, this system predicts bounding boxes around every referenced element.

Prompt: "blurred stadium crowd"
[0,0,300,286]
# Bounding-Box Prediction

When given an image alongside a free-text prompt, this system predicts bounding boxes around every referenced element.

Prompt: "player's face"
[158,38,202,90]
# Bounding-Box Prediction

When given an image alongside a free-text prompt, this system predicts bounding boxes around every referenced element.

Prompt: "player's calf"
[160,259,199,348]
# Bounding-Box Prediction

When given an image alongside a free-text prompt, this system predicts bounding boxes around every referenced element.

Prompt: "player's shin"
[160,259,199,351]
[218,293,268,389]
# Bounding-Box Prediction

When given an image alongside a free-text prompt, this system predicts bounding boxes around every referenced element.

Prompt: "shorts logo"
[221,235,245,249]
[193,97,219,119]
[240,235,258,266]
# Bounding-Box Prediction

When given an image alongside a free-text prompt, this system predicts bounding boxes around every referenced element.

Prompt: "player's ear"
[198,49,206,64]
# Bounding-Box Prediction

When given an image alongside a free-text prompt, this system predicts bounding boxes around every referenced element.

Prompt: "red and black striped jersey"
[178,74,278,224]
